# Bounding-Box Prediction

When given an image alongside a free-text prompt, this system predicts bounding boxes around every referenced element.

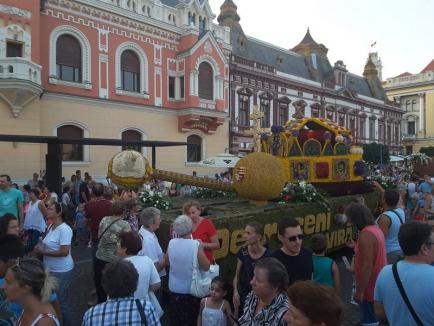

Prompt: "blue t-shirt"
[374,261,434,326]
[420,181,433,194]
[312,255,334,287]
[0,189,23,218]
[75,212,86,228]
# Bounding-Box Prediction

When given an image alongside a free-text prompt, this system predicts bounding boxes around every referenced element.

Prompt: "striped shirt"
[82,297,160,326]
[238,292,288,326]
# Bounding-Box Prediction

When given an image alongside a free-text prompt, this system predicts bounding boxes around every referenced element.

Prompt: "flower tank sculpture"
[107,114,368,203]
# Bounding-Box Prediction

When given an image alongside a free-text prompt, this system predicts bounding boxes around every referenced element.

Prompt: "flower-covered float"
[256,117,368,196]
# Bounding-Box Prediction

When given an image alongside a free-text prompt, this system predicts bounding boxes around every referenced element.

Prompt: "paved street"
[70,245,361,325]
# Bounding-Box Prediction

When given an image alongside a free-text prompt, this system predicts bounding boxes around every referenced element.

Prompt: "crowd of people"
[1,169,434,325]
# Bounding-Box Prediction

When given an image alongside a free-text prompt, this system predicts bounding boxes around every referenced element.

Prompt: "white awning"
[198,154,240,168]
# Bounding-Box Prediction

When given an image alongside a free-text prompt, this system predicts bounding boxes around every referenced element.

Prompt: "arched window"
[121,50,140,93]
[56,34,82,83]
[57,125,83,161]
[198,62,213,100]
[121,130,142,152]
[187,135,202,162]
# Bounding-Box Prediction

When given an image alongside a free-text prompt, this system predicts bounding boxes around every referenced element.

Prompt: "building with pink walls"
[0,0,231,182]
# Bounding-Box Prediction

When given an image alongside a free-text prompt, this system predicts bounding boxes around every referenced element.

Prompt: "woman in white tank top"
[165,215,210,326]
[23,189,47,252]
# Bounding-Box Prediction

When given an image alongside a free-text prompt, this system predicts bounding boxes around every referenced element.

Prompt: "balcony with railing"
[0,57,42,84]
[0,57,43,117]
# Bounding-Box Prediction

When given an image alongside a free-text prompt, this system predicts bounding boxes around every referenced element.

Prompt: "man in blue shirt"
[419,175,433,194]
[0,175,24,225]
[374,221,434,325]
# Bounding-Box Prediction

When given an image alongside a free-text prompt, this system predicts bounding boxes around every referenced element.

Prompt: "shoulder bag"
[190,240,219,298]
[392,262,423,326]
[135,299,148,326]
[97,218,120,245]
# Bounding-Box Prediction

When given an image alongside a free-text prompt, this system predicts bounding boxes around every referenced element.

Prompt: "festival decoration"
[232,152,286,203]
[278,181,330,210]
[137,190,170,210]
[107,150,153,189]
[192,188,235,199]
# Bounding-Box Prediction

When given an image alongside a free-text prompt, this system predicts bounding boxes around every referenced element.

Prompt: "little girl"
[197,277,233,326]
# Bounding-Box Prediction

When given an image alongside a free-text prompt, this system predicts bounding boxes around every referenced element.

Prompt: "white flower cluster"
[137,190,170,210]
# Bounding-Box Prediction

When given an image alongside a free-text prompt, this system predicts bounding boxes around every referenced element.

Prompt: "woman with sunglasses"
[3,257,60,326]
[34,202,73,326]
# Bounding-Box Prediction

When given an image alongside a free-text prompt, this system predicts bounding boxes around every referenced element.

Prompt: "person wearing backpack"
[376,189,405,264]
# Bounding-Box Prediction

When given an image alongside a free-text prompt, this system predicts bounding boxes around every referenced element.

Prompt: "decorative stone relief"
[0,4,31,19]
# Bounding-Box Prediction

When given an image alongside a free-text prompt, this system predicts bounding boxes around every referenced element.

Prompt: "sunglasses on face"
[287,234,304,242]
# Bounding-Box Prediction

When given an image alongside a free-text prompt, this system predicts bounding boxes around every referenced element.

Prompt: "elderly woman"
[283,281,343,326]
[238,257,289,326]
[165,215,210,326]
[94,201,131,303]
[138,208,166,290]
[3,257,60,326]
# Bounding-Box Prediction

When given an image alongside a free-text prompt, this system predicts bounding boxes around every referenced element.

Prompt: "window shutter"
[122,130,142,152]
[198,62,213,100]
[121,50,140,73]
[56,35,81,67]
[57,125,84,161]
[187,135,202,162]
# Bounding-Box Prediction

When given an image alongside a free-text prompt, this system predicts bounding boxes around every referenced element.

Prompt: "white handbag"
[190,240,219,298]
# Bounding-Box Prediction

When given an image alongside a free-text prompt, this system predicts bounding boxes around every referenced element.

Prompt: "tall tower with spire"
[368,52,383,81]
[217,0,241,30]
[363,56,385,100]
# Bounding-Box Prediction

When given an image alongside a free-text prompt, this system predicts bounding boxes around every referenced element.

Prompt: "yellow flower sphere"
[233,152,286,201]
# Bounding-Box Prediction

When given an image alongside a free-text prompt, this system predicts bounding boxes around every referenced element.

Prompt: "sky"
[207,0,434,80]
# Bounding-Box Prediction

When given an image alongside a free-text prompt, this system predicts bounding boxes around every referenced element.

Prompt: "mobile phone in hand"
[342,256,350,269]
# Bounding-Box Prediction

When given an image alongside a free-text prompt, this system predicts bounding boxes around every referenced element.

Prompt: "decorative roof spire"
[299,27,318,45]
[291,28,328,58]
[217,0,240,26]
[363,56,378,78]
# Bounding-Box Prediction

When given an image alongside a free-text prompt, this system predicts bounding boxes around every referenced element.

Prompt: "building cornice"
[42,92,228,118]
[71,0,184,35]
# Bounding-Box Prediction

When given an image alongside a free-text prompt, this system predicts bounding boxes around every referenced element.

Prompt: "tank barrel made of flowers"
[107,117,370,203]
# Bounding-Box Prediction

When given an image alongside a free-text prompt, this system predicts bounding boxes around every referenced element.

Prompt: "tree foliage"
[420,146,434,157]
[362,143,390,164]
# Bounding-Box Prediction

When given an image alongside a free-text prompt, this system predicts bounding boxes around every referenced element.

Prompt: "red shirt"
[192,218,217,262]
[355,224,387,302]
[85,198,112,242]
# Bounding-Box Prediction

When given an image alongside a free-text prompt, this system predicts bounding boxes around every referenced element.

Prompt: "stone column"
[419,93,425,135]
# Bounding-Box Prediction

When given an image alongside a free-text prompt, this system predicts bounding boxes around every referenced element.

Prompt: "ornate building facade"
[0,0,231,181]
[217,0,403,155]
[384,59,434,154]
